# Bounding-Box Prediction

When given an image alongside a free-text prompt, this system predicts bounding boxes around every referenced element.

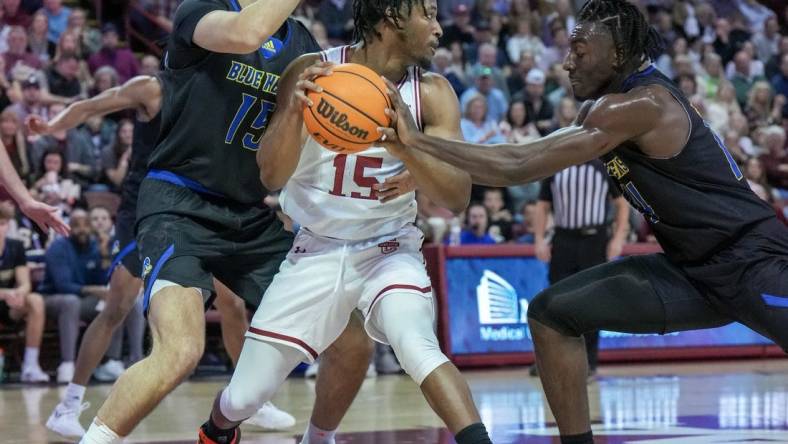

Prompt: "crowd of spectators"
[0,0,787,382]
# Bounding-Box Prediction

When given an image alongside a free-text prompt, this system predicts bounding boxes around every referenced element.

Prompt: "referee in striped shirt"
[532,159,630,377]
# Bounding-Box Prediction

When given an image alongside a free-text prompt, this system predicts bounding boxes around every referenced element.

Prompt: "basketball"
[303,63,391,154]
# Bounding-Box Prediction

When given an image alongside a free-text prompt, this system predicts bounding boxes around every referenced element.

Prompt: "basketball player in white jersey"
[198,1,493,444]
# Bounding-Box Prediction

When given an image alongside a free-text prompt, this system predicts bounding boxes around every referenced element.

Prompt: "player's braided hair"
[353,0,426,45]
[577,0,664,70]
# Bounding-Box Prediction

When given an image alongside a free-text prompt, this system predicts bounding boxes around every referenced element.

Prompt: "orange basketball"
[303,63,391,154]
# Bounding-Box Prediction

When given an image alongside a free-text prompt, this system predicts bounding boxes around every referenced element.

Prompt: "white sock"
[63,383,87,407]
[301,422,336,444]
[23,347,39,368]
[80,418,123,444]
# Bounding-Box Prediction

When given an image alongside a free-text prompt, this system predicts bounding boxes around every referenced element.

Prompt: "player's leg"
[81,283,207,443]
[369,293,490,443]
[526,254,732,444]
[200,339,305,443]
[302,311,373,443]
[14,292,48,381]
[212,278,247,367]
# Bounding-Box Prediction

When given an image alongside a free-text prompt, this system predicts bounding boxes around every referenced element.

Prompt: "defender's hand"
[293,61,334,112]
[373,170,416,203]
[377,76,420,149]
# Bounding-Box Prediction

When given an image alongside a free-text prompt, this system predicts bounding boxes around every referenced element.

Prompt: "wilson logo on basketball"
[316,98,370,139]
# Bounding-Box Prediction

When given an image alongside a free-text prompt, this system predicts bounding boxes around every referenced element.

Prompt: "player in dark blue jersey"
[78,2,379,444]
[378,1,788,443]
[29,73,292,439]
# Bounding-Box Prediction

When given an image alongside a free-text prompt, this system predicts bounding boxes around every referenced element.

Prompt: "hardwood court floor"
[2,359,787,443]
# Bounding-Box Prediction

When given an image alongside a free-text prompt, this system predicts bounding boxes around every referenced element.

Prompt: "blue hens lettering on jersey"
[226,61,280,94]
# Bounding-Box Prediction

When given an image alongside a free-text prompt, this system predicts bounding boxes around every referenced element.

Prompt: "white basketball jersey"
[280,46,422,240]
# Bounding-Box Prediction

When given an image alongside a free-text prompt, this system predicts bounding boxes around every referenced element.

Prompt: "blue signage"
[444,257,772,356]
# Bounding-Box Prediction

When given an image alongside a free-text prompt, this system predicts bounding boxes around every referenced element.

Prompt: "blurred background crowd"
[0,0,786,383]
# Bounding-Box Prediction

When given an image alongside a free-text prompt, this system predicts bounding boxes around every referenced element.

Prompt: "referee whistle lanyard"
[332,243,349,295]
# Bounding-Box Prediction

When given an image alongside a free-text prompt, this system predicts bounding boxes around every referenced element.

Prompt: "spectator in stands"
[432,47,466,97]
[521,68,554,135]
[4,26,42,75]
[441,4,475,48]
[540,24,569,72]
[506,16,544,64]
[0,110,28,180]
[30,150,79,216]
[499,100,539,143]
[760,125,788,191]
[735,0,777,30]
[745,80,784,128]
[460,66,507,122]
[765,35,788,80]
[457,203,496,245]
[40,208,115,383]
[8,76,47,128]
[29,104,94,183]
[745,156,780,203]
[753,15,781,63]
[483,187,513,242]
[470,43,509,96]
[705,81,741,133]
[42,0,70,44]
[541,0,575,46]
[416,192,454,244]
[514,200,538,244]
[0,202,49,382]
[89,65,119,99]
[88,206,113,270]
[730,49,765,106]
[2,0,31,29]
[139,55,160,77]
[28,10,55,64]
[318,0,353,43]
[64,9,100,57]
[101,119,132,189]
[506,50,535,98]
[460,94,505,144]
[698,52,724,100]
[550,96,578,134]
[713,18,741,65]
[771,53,788,116]
[46,53,82,99]
[87,24,139,83]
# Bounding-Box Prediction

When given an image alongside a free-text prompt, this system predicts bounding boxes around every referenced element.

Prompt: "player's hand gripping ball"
[303,63,392,154]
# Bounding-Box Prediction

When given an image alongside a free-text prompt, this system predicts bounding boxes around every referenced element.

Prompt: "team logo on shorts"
[111,240,120,256]
[378,240,399,255]
[142,257,152,279]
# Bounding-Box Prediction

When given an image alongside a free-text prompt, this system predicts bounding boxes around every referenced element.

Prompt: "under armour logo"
[293,246,307,254]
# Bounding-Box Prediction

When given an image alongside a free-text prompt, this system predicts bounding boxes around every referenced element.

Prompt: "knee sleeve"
[527,288,585,337]
[373,294,449,385]
[219,338,303,422]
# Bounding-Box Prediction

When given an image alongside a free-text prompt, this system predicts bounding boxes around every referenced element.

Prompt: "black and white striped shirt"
[539,160,621,229]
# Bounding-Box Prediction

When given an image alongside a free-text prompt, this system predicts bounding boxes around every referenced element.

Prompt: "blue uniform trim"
[142,244,175,312]
[106,241,137,280]
[761,293,788,309]
[622,64,656,91]
[146,170,224,197]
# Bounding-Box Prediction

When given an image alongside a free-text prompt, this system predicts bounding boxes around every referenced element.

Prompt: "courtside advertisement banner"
[444,257,772,356]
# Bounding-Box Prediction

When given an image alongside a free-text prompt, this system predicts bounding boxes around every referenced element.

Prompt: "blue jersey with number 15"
[150,0,320,204]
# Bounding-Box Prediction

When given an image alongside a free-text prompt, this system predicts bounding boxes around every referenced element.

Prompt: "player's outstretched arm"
[379,74,471,214]
[26,75,161,135]
[258,54,330,191]
[191,0,301,54]
[379,82,663,187]
[0,141,69,236]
